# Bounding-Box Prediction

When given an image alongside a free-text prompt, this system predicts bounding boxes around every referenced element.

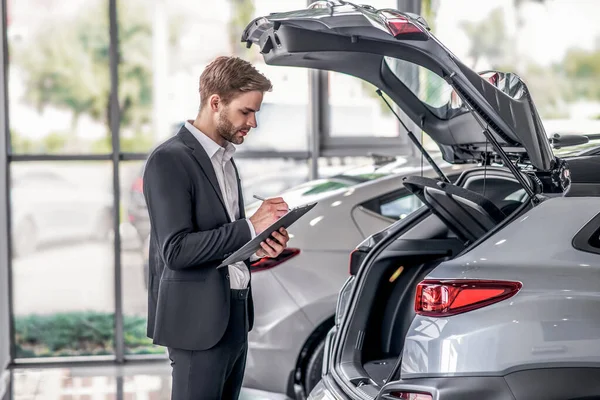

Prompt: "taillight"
[386,392,432,400]
[131,177,143,193]
[379,11,426,39]
[415,280,522,317]
[348,248,367,275]
[249,248,300,272]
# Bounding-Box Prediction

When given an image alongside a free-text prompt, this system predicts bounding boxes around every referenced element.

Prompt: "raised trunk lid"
[242,1,555,171]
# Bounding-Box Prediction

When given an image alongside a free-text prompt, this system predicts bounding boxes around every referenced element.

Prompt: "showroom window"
[7,0,119,359]
[6,0,312,362]
[327,0,401,139]
[7,0,112,156]
[3,0,429,364]
[10,162,116,358]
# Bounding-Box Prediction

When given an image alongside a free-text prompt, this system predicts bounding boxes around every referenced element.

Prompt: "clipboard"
[218,201,318,267]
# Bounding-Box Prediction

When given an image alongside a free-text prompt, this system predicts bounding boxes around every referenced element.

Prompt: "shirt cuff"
[246,218,256,239]
[246,220,261,262]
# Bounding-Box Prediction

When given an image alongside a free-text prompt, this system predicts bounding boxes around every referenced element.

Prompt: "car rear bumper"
[377,367,600,400]
[309,367,600,400]
[307,375,350,400]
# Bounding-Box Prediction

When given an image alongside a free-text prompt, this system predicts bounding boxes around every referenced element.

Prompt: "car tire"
[93,208,113,241]
[143,261,149,291]
[304,337,326,394]
[13,217,37,258]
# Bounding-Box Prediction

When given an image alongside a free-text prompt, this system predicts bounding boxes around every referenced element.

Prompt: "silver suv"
[242,2,600,399]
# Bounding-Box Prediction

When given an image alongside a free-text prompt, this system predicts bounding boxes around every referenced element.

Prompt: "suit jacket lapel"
[178,127,229,219]
[231,158,245,219]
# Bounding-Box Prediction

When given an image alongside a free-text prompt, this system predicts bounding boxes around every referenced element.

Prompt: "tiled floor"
[7,362,290,400]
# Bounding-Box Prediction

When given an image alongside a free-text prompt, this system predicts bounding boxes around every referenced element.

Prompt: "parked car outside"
[11,168,113,258]
[241,2,600,400]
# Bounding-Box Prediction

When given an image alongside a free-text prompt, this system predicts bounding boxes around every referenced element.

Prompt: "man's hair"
[199,56,273,108]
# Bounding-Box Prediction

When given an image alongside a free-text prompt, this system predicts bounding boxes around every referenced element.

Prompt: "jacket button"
[225,274,230,279]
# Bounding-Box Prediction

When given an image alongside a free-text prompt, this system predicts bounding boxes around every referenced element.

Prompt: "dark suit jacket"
[142,126,255,351]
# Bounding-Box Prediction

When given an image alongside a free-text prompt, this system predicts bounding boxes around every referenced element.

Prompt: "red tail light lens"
[387,17,423,36]
[250,248,300,272]
[131,177,143,193]
[379,11,426,39]
[348,248,368,275]
[387,392,433,400]
[415,280,522,317]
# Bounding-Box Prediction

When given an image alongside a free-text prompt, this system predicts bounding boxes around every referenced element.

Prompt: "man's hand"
[249,197,289,234]
[256,227,290,258]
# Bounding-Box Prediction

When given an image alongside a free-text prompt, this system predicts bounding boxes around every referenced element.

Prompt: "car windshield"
[245,158,415,209]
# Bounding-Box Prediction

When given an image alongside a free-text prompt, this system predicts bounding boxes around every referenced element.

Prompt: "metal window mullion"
[306,0,329,180]
[8,154,113,162]
[309,69,328,179]
[232,150,311,160]
[397,0,421,14]
[0,0,14,365]
[108,0,124,364]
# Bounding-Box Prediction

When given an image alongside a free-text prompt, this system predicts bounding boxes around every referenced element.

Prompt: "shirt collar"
[185,120,236,162]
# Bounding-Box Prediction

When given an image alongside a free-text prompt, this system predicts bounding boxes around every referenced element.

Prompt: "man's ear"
[208,94,221,112]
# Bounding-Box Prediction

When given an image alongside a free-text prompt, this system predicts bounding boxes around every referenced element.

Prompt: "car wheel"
[303,337,326,394]
[143,261,149,291]
[13,217,38,258]
[93,208,113,241]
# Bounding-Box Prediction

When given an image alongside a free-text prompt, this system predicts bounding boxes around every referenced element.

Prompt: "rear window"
[383,56,461,120]
[552,142,600,157]
[572,212,600,255]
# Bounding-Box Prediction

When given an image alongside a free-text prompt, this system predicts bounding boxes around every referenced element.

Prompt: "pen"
[253,194,290,211]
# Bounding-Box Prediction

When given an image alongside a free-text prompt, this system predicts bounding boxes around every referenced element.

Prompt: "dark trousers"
[168,289,249,400]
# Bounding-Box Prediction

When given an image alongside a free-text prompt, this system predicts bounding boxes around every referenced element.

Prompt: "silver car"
[241,158,468,397]
[242,2,600,399]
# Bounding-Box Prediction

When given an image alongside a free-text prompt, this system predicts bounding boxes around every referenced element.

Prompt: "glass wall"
[1,0,436,361]
[432,0,600,133]
[14,0,597,364]
[327,0,399,138]
[7,0,118,358]
[10,162,115,357]
[7,0,112,155]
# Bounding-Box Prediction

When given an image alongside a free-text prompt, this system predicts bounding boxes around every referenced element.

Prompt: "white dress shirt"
[185,121,255,289]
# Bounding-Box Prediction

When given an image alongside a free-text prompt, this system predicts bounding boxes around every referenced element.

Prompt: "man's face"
[215,91,263,145]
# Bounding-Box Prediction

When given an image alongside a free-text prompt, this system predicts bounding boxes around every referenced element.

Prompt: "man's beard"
[216,110,247,145]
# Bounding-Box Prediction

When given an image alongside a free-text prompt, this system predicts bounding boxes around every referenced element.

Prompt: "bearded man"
[142,56,290,399]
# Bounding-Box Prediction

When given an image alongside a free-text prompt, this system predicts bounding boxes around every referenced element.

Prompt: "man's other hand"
[256,227,290,258]
[249,197,288,234]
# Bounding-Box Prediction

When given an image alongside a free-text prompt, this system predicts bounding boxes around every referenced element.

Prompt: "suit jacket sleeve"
[143,148,252,270]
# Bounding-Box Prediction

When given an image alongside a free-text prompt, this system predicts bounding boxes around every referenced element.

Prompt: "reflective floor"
[7,362,290,400]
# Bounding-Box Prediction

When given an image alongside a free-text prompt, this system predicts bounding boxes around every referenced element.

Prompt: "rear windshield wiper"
[376,89,451,183]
